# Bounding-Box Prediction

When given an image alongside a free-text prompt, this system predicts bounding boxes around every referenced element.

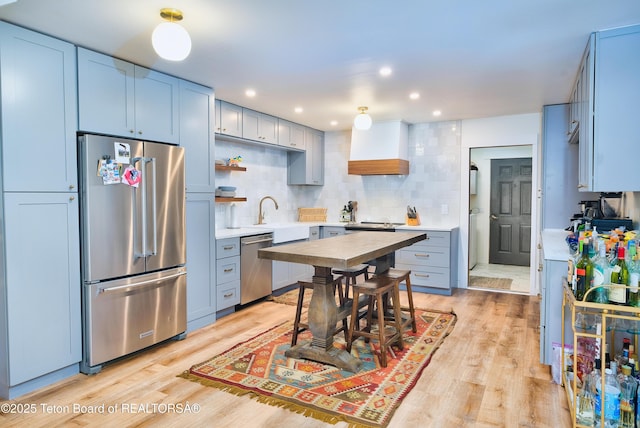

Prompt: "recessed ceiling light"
[294,106,303,113]
[409,92,420,100]
[432,110,442,117]
[379,66,392,77]
[245,89,256,97]
[330,120,338,126]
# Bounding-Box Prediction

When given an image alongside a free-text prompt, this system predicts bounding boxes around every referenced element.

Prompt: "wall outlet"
[441,204,449,215]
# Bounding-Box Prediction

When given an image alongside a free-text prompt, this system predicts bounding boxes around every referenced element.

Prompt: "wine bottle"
[610,246,629,305]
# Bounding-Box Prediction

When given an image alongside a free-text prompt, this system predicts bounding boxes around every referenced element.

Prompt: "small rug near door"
[179,308,456,427]
[469,275,512,290]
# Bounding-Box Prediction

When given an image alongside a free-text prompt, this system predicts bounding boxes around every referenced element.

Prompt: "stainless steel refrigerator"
[78,133,186,374]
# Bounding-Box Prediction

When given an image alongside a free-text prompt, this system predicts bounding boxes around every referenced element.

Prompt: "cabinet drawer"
[217,280,240,310]
[416,231,450,248]
[396,264,450,289]
[397,247,449,268]
[216,238,240,258]
[216,256,240,284]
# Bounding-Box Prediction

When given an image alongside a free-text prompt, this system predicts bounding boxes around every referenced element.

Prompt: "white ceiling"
[1,0,640,131]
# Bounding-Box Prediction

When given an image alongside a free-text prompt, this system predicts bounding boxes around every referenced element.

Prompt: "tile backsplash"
[214,120,462,229]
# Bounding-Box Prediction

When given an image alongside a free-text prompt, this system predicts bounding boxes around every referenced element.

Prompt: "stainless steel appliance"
[240,233,273,304]
[78,133,186,374]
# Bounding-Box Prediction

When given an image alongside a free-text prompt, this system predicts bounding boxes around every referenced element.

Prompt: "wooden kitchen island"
[258,231,426,372]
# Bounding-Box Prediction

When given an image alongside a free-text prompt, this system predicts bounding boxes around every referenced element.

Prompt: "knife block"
[406,214,421,226]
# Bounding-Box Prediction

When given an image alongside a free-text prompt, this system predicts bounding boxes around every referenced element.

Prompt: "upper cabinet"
[574,25,640,192]
[288,128,324,185]
[77,48,180,144]
[0,22,78,192]
[215,100,243,138]
[278,120,306,150]
[180,81,215,192]
[242,108,278,145]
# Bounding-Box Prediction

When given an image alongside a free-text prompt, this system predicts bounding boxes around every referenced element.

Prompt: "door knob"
[490,214,498,221]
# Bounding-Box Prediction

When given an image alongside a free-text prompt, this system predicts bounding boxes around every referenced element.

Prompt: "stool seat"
[290,274,346,346]
[346,276,405,368]
[375,268,417,333]
[332,264,369,301]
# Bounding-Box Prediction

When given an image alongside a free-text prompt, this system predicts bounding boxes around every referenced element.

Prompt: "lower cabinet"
[272,240,310,291]
[185,194,217,331]
[321,226,345,239]
[395,229,458,295]
[0,192,81,399]
[215,237,241,312]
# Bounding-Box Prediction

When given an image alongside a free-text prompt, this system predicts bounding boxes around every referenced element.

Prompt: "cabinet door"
[217,101,243,137]
[4,192,81,385]
[592,25,640,191]
[0,22,78,192]
[243,109,278,144]
[77,48,136,139]
[308,129,325,185]
[180,81,215,192]
[186,194,216,324]
[259,113,278,145]
[278,120,306,150]
[134,66,180,144]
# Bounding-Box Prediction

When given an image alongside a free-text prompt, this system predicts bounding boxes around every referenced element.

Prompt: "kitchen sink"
[245,223,310,244]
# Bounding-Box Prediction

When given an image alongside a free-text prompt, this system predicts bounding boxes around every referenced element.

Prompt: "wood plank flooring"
[0,289,572,427]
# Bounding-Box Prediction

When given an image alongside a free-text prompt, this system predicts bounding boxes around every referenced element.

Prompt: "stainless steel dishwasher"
[240,233,273,304]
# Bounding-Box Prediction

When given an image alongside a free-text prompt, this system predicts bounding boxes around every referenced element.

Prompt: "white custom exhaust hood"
[348,120,409,175]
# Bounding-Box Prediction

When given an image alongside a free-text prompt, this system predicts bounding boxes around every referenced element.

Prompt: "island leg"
[285,265,362,372]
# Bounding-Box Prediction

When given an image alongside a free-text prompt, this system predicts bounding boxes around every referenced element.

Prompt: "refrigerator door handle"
[98,271,186,294]
[149,157,157,256]
[132,156,146,259]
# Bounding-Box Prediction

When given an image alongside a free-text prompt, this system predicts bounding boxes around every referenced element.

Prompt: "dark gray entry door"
[489,158,532,266]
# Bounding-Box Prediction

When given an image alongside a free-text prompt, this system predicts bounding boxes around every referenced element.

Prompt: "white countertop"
[215,222,458,239]
[541,228,572,261]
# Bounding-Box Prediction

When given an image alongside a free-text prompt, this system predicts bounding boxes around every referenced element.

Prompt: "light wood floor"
[0,289,572,427]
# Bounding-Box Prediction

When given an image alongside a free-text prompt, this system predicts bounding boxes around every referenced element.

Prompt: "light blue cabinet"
[574,24,640,191]
[1,193,81,397]
[180,81,215,192]
[0,22,77,192]
[242,108,278,144]
[77,48,180,144]
[215,238,241,311]
[215,100,243,137]
[278,119,306,150]
[186,194,217,331]
[288,128,324,185]
[0,22,81,399]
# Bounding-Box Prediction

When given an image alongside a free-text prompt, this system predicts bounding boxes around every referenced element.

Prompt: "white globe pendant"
[152,21,192,61]
[353,107,372,130]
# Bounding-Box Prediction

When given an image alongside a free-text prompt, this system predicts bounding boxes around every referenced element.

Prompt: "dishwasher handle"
[241,237,273,245]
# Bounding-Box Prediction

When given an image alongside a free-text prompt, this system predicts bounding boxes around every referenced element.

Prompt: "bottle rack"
[562,284,640,427]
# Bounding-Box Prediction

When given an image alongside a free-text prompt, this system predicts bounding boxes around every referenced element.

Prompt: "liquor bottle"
[593,239,611,304]
[577,363,596,426]
[628,243,640,308]
[618,365,637,428]
[576,241,594,301]
[610,246,629,305]
[594,367,621,428]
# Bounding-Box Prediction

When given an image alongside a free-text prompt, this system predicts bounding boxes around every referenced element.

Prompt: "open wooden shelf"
[215,197,247,203]
[215,165,246,172]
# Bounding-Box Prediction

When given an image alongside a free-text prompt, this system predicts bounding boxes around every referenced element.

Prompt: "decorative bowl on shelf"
[218,186,237,192]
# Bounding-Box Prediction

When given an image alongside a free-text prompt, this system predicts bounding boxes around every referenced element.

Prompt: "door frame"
[458,113,541,296]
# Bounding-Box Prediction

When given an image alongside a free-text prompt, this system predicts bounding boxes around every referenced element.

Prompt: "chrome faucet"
[257,196,279,224]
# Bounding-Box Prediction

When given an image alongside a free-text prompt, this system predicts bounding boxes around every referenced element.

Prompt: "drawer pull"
[223,292,233,298]
[224,268,233,273]
[415,253,430,258]
[415,273,430,278]
[223,245,234,250]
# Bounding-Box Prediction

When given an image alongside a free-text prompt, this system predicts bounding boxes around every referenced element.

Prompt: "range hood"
[348,120,409,175]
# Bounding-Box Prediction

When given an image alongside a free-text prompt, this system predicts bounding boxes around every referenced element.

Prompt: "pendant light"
[353,106,372,130]
[152,8,192,61]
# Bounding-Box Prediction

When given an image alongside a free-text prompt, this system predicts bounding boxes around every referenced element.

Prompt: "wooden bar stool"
[291,274,345,346]
[346,276,405,368]
[376,268,417,333]
[332,263,369,301]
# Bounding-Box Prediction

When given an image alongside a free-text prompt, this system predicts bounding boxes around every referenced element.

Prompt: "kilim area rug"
[179,308,456,427]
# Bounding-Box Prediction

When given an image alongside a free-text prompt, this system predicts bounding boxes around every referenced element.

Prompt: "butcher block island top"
[258,231,426,270]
